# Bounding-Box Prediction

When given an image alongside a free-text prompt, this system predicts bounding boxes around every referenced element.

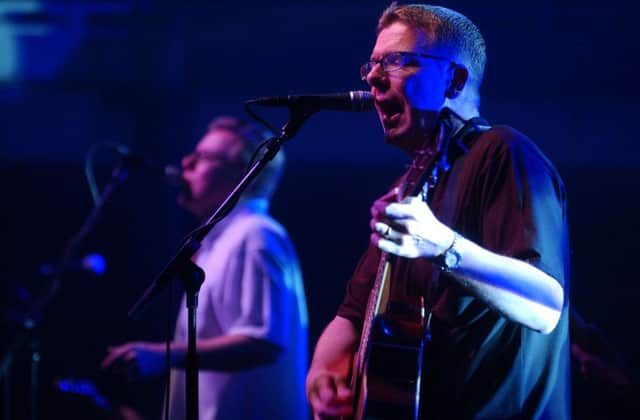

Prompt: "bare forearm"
[169,334,282,371]
[449,235,563,333]
[307,316,358,388]
[375,196,564,333]
[306,317,358,417]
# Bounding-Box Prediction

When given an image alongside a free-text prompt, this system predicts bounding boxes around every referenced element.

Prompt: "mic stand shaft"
[128,135,288,420]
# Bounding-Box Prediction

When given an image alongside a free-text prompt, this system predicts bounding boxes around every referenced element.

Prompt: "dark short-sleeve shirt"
[338,126,571,419]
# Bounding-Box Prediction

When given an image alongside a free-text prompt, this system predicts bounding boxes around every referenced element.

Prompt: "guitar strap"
[435,114,491,222]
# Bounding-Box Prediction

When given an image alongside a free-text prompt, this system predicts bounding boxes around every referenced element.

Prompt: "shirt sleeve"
[467,127,569,288]
[336,243,382,331]
[336,178,407,330]
[215,220,296,348]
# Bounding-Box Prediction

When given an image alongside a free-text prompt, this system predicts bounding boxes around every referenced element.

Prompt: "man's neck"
[409,105,481,158]
[444,96,480,121]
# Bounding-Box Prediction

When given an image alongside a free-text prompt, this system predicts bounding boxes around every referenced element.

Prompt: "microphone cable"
[84,141,121,207]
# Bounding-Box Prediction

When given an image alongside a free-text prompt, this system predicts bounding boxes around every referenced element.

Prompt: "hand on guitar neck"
[370,191,455,260]
[306,186,449,420]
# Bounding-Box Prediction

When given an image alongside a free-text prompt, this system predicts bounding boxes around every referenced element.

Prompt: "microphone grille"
[350,90,374,112]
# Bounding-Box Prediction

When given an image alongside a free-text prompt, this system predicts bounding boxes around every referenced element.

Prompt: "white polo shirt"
[167,199,309,420]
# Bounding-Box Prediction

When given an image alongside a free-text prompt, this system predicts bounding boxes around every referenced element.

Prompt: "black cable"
[243,101,280,135]
[247,139,271,168]
[85,142,106,207]
[84,141,131,208]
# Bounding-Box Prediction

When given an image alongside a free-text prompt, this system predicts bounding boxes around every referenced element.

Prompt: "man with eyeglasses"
[306,3,570,419]
[102,116,309,420]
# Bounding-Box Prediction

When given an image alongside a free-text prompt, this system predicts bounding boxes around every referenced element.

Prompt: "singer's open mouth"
[376,98,404,129]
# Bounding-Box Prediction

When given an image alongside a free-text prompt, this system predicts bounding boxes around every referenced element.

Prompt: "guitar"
[348,108,490,420]
[350,144,445,420]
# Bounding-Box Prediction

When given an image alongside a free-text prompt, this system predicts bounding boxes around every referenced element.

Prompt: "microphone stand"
[0,165,130,420]
[128,108,312,420]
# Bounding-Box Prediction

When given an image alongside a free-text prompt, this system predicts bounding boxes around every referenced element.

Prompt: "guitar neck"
[353,250,393,381]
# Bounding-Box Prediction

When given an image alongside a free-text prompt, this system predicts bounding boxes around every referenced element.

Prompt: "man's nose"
[366,63,389,90]
[181,153,195,169]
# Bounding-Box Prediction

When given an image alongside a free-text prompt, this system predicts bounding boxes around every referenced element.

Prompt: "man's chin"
[383,126,408,146]
[384,127,430,155]
[383,132,399,146]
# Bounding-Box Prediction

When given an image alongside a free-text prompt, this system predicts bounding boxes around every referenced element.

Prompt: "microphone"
[40,253,108,277]
[112,145,183,186]
[246,90,374,112]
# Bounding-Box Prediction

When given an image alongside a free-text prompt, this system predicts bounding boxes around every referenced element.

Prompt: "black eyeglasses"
[359,51,455,81]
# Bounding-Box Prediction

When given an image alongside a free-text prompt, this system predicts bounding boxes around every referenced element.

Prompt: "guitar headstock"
[397,111,460,202]
[397,147,439,203]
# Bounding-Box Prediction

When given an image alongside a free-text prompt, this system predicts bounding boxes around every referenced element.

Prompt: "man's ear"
[446,65,469,99]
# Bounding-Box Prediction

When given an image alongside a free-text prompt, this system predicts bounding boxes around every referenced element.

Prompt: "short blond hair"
[378,3,487,94]
[207,116,284,201]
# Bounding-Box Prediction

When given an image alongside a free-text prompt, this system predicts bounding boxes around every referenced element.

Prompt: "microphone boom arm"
[244,90,373,140]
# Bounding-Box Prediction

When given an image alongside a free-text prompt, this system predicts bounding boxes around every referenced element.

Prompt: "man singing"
[103,116,309,420]
[306,3,570,419]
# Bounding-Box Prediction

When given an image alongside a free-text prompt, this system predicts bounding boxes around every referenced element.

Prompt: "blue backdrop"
[1,1,638,418]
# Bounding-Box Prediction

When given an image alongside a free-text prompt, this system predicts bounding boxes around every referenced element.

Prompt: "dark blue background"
[1,1,638,418]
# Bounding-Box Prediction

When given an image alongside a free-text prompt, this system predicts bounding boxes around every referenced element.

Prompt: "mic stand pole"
[128,111,307,420]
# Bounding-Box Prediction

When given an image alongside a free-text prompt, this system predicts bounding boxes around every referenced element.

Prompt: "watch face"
[444,249,461,270]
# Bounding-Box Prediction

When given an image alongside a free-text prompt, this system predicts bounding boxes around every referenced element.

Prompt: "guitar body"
[353,297,426,420]
[349,110,489,419]
[350,144,437,420]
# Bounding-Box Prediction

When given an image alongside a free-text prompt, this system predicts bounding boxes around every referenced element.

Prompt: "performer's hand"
[369,187,401,242]
[371,195,454,259]
[307,373,354,419]
[101,341,166,382]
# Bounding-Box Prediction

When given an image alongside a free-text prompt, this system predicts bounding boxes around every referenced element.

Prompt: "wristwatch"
[434,233,461,272]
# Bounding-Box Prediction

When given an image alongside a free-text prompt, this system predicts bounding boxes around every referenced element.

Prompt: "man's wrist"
[433,232,462,272]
